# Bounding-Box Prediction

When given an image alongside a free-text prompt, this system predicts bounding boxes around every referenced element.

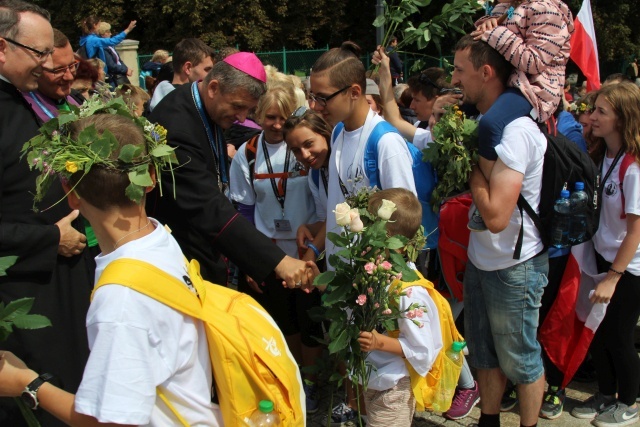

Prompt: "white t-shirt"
[364,282,442,391]
[229,133,317,257]
[468,117,547,271]
[75,219,222,426]
[149,80,176,112]
[593,156,640,274]
[325,111,417,270]
[412,126,432,151]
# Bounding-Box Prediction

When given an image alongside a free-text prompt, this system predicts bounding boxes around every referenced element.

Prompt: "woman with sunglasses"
[569,81,640,426]
[284,107,333,268]
[228,87,324,414]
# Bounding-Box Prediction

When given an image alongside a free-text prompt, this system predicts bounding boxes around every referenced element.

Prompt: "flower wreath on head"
[21,95,178,211]
[568,102,593,114]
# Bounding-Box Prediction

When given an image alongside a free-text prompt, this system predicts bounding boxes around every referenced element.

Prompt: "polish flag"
[538,242,608,389]
[570,0,600,91]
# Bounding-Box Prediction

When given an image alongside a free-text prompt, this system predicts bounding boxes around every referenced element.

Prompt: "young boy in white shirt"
[0,112,222,426]
[357,188,443,426]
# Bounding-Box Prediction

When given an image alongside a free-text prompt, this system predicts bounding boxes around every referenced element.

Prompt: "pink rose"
[367,287,373,294]
[364,262,376,275]
[416,308,424,318]
[374,303,380,308]
[406,309,416,319]
[380,261,392,270]
[396,272,402,280]
[382,308,392,315]
[356,294,367,306]
[405,288,413,298]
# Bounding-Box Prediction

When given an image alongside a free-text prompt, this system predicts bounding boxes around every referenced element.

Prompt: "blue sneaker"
[303,381,319,414]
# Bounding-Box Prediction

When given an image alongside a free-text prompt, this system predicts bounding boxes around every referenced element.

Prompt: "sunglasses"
[2,37,54,61]
[419,73,440,90]
[309,85,351,107]
[42,61,80,77]
[291,106,310,118]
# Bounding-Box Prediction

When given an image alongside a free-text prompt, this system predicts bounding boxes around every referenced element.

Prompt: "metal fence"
[139,49,455,79]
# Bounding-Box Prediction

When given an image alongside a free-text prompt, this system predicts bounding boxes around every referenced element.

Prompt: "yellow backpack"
[94,258,305,426]
[388,271,464,412]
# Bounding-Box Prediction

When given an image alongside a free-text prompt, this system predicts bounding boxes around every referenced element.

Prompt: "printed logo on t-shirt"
[604,181,619,197]
[262,336,282,357]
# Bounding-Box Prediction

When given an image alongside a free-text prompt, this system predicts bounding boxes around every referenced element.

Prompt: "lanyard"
[320,167,329,195]
[261,135,291,216]
[600,149,624,186]
[335,110,375,198]
[28,92,55,119]
[191,82,228,187]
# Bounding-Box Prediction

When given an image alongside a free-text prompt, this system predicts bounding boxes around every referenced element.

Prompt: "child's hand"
[358,330,380,352]
[471,18,499,40]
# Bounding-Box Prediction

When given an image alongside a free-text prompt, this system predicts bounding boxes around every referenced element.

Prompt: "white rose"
[377,199,397,220]
[349,211,364,232]
[334,202,352,226]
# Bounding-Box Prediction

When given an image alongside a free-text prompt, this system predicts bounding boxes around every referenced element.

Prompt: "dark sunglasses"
[2,37,54,61]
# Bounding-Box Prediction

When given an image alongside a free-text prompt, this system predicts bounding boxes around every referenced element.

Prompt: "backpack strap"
[244,134,260,183]
[157,387,190,427]
[93,258,205,320]
[363,121,399,189]
[619,153,635,220]
[331,122,345,146]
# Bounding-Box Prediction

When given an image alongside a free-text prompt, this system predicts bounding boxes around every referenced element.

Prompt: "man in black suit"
[149,52,315,289]
[0,2,95,425]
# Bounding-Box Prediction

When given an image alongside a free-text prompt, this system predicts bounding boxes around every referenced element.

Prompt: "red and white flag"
[538,242,608,389]
[570,0,600,92]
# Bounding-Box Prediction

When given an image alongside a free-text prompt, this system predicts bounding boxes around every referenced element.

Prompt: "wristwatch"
[21,373,54,410]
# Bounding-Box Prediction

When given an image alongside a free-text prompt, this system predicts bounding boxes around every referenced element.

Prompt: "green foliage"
[0,298,51,343]
[423,105,478,211]
[0,256,18,276]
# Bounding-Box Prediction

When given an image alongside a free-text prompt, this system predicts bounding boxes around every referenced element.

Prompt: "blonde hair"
[96,21,111,36]
[368,188,422,239]
[590,82,640,165]
[255,87,296,126]
[151,49,170,63]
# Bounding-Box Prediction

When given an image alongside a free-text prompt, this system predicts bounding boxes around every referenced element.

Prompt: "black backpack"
[76,45,89,60]
[514,119,600,259]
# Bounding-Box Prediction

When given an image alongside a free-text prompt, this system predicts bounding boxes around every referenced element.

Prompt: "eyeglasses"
[292,106,309,118]
[2,37,54,61]
[309,85,351,107]
[42,61,80,77]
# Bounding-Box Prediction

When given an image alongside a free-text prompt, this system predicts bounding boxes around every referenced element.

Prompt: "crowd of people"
[0,0,639,426]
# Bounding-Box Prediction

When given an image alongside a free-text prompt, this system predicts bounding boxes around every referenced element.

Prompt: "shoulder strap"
[311,168,320,189]
[93,258,203,320]
[619,153,635,220]
[245,134,260,183]
[157,387,190,427]
[331,122,345,145]
[364,121,399,190]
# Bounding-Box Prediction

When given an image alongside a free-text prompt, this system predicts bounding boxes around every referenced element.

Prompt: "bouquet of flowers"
[314,187,426,393]
[423,105,478,212]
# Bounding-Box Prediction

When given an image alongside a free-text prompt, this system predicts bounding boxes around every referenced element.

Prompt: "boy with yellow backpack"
[357,188,467,426]
[0,100,305,426]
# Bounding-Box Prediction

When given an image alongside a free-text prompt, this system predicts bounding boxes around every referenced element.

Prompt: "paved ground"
[306,373,602,427]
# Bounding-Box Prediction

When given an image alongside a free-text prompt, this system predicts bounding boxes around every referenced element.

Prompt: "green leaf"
[150,144,176,158]
[327,328,350,354]
[0,256,18,276]
[323,281,354,306]
[118,144,143,163]
[385,236,405,250]
[125,182,145,202]
[128,168,153,187]
[373,14,386,27]
[12,314,52,330]
[314,271,336,287]
[0,298,34,322]
[327,232,350,248]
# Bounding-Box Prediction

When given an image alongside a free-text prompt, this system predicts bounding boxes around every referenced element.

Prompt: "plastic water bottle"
[431,341,466,412]
[247,400,280,426]
[569,182,588,244]
[550,190,571,248]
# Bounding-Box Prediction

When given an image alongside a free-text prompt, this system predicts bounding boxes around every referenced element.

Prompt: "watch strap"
[26,372,54,393]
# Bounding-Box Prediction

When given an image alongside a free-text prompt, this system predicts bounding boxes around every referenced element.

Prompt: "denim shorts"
[463,253,549,384]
